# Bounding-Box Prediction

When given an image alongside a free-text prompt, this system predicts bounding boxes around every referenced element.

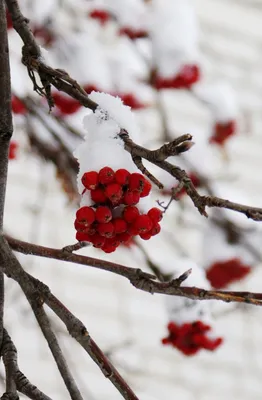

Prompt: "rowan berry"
[105,237,120,248]
[90,234,105,248]
[115,169,130,185]
[151,223,161,236]
[91,188,107,204]
[122,206,140,223]
[139,232,152,240]
[81,171,98,190]
[140,179,151,197]
[105,183,123,204]
[118,232,132,243]
[128,173,145,192]
[112,218,127,234]
[76,206,95,226]
[98,166,115,185]
[148,208,163,223]
[127,224,139,236]
[76,231,92,242]
[102,244,117,253]
[74,219,85,231]
[95,206,112,223]
[97,222,115,237]
[123,190,140,205]
[134,215,153,233]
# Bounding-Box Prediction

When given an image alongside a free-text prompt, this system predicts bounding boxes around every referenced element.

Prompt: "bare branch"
[5,235,155,283]
[24,298,84,400]
[0,0,14,353]
[5,235,262,307]
[2,329,52,400]
[1,329,18,399]
[0,237,140,400]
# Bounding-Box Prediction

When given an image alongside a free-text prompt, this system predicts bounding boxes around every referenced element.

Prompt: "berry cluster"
[206,258,251,289]
[154,65,200,90]
[162,320,223,356]
[210,120,236,146]
[75,167,163,253]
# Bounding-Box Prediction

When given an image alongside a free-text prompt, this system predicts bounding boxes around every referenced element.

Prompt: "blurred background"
[4,0,262,399]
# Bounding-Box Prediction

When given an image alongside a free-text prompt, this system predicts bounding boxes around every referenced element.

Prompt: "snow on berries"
[74,92,163,253]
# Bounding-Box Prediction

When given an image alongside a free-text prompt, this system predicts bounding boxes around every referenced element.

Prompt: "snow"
[193,81,238,122]
[75,91,154,210]
[150,0,199,77]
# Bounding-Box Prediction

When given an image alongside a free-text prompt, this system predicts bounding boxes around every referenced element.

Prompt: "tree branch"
[24,297,84,400]
[6,0,262,221]
[1,329,53,400]
[1,330,18,399]
[0,0,13,356]
[0,237,140,400]
[5,235,262,307]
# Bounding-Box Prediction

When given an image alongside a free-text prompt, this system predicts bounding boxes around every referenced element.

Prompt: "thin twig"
[62,242,89,253]
[25,298,84,400]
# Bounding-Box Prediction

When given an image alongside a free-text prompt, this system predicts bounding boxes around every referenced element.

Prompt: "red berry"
[91,188,107,204]
[97,222,115,237]
[127,224,139,236]
[128,173,145,192]
[98,167,115,185]
[101,244,117,253]
[140,179,151,197]
[151,223,161,236]
[115,169,130,185]
[123,190,140,206]
[84,226,96,236]
[90,234,105,248]
[105,237,120,248]
[113,218,127,234]
[89,9,110,25]
[12,96,27,115]
[118,232,132,243]
[81,171,98,190]
[53,93,81,115]
[139,232,152,240]
[76,206,95,226]
[76,231,92,242]
[148,207,163,223]
[120,93,147,110]
[8,141,18,160]
[134,215,153,234]
[95,206,112,223]
[123,206,140,223]
[74,219,85,231]
[105,183,123,204]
